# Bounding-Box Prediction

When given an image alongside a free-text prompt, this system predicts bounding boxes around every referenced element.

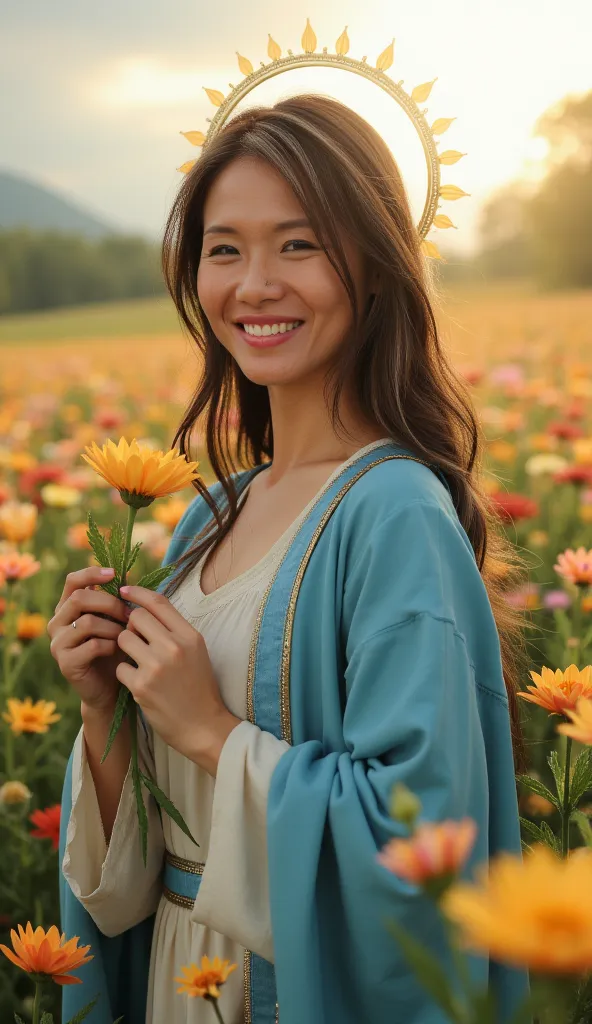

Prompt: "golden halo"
[178,20,470,260]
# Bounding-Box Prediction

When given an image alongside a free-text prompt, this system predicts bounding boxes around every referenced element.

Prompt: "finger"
[56,615,125,653]
[118,586,188,634]
[55,567,116,613]
[53,588,130,632]
[61,637,119,671]
[117,628,150,662]
[124,606,171,644]
[115,658,139,692]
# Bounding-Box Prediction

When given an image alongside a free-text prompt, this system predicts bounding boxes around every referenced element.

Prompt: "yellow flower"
[573,439,592,466]
[517,664,592,715]
[580,506,592,524]
[488,440,517,464]
[40,484,82,509]
[0,501,38,543]
[0,781,32,806]
[525,454,568,477]
[554,547,592,587]
[152,498,190,531]
[523,793,554,817]
[442,844,592,974]
[527,530,549,549]
[557,697,592,746]
[2,698,61,735]
[81,437,200,508]
[0,923,92,985]
[0,613,48,641]
[175,956,237,999]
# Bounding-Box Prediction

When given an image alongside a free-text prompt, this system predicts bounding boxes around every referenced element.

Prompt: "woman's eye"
[206,245,237,256]
[283,239,314,251]
[205,239,314,257]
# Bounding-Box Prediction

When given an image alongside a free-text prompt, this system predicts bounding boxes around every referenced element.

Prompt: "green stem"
[120,505,139,588]
[2,582,18,699]
[208,999,227,1024]
[32,981,41,1024]
[561,737,573,857]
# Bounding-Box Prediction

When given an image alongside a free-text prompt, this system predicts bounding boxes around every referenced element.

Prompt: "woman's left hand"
[115,585,241,775]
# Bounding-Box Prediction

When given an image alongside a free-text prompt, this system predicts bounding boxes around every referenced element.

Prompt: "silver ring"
[72,619,77,629]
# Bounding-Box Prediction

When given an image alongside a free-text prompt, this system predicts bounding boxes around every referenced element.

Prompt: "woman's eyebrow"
[203,218,311,236]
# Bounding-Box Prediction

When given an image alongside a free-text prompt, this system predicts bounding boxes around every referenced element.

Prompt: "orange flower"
[442,844,592,974]
[0,550,41,583]
[0,501,38,543]
[557,697,592,746]
[554,547,592,587]
[2,697,61,735]
[81,437,200,508]
[66,522,93,550]
[152,497,190,531]
[377,819,477,891]
[29,805,61,850]
[0,613,47,641]
[0,923,92,985]
[175,956,237,999]
[517,664,592,715]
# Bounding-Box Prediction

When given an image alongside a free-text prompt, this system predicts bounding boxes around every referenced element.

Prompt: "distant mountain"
[0,169,121,238]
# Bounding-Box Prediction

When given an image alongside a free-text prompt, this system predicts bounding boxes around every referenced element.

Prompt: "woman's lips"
[235,323,304,348]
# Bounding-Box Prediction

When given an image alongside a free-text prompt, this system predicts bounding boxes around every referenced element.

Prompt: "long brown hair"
[161,93,527,767]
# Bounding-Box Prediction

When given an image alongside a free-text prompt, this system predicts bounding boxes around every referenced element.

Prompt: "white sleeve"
[62,721,165,938]
[191,720,289,963]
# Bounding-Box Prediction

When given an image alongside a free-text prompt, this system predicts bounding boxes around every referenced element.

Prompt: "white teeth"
[241,321,302,337]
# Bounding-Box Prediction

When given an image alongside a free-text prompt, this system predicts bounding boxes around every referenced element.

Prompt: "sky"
[2,0,591,254]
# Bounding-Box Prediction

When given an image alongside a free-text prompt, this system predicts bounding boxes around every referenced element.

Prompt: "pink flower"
[377,819,477,890]
[543,590,572,610]
[554,548,592,587]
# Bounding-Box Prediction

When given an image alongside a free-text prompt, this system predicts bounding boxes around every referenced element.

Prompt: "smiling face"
[197,156,371,387]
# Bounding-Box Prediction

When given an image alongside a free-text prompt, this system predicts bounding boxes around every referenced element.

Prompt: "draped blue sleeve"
[267,490,528,1024]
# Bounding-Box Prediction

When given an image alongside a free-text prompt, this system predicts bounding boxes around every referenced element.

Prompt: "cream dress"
[62,439,392,1024]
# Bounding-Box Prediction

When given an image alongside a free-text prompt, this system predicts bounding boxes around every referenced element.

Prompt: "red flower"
[18,466,66,510]
[29,805,61,850]
[489,492,539,523]
[553,466,592,486]
[546,422,585,441]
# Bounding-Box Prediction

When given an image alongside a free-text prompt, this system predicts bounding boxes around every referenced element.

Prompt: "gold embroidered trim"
[165,851,205,875]
[243,948,251,1024]
[163,887,195,910]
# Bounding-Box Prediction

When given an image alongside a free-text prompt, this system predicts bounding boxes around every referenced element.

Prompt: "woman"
[54,93,528,1024]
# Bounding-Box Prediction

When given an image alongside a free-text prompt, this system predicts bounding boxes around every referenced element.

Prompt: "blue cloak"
[59,440,528,1023]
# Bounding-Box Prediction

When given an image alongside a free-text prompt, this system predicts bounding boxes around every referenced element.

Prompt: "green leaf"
[100,686,131,764]
[386,918,463,1020]
[107,521,126,580]
[554,608,572,643]
[135,563,177,591]
[126,541,142,575]
[548,750,565,797]
[519,816,560,853]
[571,809,592,848]
[129,702,148,867]
[40,1014,54,1024]
[86,511,111,567]
[569,748,592,808]
[65,995,100,1023]
[515,773,560,810]
[139,772,199,848]
[14,1015,26,1024]
[467,989,496,1024]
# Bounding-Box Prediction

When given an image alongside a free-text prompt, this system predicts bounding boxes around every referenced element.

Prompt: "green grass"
[0,296,183,344]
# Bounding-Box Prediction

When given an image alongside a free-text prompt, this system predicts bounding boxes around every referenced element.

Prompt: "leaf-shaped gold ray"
[302,19,317,53]
[180,130,205,147]
[422,239,444,260]
[335,26,350,55]
[376,39,395,72]
[439,184,471,200]
[177,160,197,175]
[411,79,437,104]
[439,150,466,166]
[203,87,225,108]
[237,52,254,76]
[268,34,282,60]
[431,117,456,135]
[433,214,456,229]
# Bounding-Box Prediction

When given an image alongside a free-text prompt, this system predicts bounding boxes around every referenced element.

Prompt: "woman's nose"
[235,265,282,303]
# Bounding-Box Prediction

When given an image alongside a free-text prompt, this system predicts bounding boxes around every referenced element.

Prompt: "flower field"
[2,284,592,1021]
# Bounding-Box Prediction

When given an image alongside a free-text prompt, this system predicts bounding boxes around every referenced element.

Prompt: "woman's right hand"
[47,567,131,713]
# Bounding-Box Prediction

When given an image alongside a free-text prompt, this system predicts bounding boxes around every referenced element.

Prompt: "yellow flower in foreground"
[0,780,32,806]
[175,956,237,999]
[2,697,61,735]
[558,697,592,746]
[517,664,592,715]
[0,923,92,985]
[40,483,82,509]
[554,547,592,587]
[443,844,592,974]
[0,501,38,543]
[81,437,200,508]
[377,819,477,889]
